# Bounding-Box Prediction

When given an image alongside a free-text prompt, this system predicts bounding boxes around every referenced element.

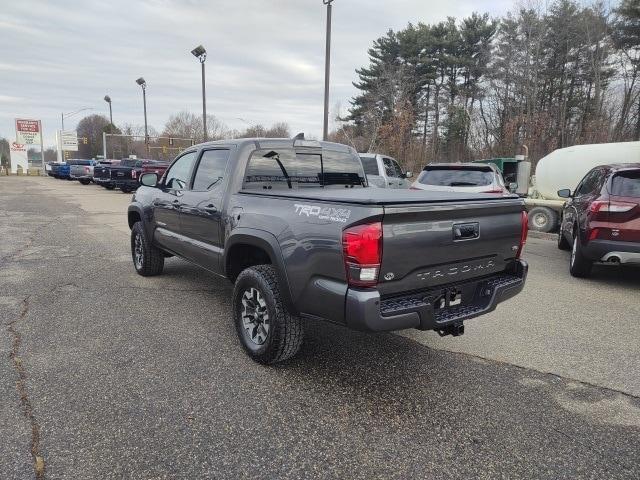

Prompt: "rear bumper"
[584,240,640,264]
[345,260,528,332]
[115,179,138,189]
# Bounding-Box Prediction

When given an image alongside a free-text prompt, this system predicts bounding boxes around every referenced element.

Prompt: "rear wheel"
[570,233,593,278]
[528,207,558,233]
[131,221,164,276]
[79,179,91,185]
[105,184,115,190]
[233,265,303,364]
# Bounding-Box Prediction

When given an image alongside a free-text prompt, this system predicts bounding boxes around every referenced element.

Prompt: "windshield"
[417,167,494,187]
[611,171,640,197]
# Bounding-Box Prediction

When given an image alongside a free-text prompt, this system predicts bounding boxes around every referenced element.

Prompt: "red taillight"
[589,200,635,214]
[84,166,90,174]
[588,228,600,241]
[342,222,382,287]
[516,211,528,259]
[131,170,137,179]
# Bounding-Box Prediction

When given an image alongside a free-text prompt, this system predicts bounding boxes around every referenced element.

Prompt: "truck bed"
[239,188,519,205]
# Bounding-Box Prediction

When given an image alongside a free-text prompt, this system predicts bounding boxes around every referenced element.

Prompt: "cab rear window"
[611,171,640,197]
[417,167,494,187]
[243,148,365,190]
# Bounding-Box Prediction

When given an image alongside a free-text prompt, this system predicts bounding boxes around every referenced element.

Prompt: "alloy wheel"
[134,233,144,270]
[241,287,270,345]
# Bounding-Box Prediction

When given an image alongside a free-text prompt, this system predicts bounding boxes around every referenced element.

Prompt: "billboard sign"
[60,130,78,151]
[15,119,42,145]
[10,142,28,174]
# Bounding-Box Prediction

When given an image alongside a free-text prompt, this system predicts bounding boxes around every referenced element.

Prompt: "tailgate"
[111,167,133,180]
[378,198,524,296]
[94,166,111,179]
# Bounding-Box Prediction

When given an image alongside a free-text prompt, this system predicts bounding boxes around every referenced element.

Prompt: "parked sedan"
[410,163,507,193]
[557,163,640,277]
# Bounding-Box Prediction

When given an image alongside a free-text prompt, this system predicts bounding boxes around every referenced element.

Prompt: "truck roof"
[192,137,352,152]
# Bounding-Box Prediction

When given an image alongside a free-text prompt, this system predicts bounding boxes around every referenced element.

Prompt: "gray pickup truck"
[128,137,528,364]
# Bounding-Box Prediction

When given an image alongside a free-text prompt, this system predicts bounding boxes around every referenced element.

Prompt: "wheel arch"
[224,229,297,314]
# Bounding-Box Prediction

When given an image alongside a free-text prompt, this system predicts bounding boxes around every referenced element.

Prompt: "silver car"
[410,163,507,193]
[359,153,412,188]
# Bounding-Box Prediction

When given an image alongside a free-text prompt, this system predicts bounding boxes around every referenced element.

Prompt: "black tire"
[557,228,571,251]
[233,265,303,364]
[121,187,132,193]
[131,221,164,276]
[570,231,593,278]
[105,184,115,190]
[79,179,91,185]
[528,207,558,233]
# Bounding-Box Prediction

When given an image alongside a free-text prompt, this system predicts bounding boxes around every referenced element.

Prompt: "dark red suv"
[557,164,640,277]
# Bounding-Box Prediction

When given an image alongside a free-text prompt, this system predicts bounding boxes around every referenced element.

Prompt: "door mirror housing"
[404,171,413,179]
[140,172,159,187]
[557,188,572,198]
[508,182,518,193]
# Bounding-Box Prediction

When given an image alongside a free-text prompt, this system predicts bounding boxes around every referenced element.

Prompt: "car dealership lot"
[1,176,639,479]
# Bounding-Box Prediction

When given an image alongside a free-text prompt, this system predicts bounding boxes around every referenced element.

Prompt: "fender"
[224,228,297,315]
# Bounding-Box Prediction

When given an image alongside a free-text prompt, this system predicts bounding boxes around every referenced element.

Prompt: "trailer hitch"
[437,323,465,337]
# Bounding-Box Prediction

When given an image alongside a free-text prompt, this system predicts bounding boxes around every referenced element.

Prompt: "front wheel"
[570,234,593,278]
[131,221,164,276]
[233,265,303,364]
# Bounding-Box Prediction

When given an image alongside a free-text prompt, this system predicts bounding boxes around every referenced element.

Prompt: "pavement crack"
[7,296,45,479]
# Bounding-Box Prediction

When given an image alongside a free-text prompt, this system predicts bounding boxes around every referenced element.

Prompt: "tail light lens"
[516,211,528,259]
[589,200,635,214]
[84,166,90,174]
[342,222,382,287]
[132,170,137,179]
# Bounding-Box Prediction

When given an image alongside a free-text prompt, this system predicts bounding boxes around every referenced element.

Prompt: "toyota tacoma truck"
[128,137,528,364]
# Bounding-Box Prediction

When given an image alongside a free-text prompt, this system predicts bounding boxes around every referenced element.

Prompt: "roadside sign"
[9,142,28,174]
[60,130,79,151]
[15,119,42,145]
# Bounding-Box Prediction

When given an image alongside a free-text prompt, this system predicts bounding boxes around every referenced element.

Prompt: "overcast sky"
[0,0,513,148]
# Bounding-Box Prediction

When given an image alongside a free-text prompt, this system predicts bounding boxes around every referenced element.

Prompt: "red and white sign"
[15,118,42,145]
[10,141,28,174]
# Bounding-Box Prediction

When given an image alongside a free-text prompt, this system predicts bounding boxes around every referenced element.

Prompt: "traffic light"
[162,146,168,154]
[64,151,70,159]
[169,137,174,146]
[83,137,88,144]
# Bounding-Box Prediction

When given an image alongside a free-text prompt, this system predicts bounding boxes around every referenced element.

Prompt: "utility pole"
[322,0,334,141]
[104,95,113,126]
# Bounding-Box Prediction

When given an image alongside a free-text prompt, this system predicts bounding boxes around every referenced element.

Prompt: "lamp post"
[104,95,113,126]
[136,77,149,152]
[191,45,207,142]
[322,0,334,141]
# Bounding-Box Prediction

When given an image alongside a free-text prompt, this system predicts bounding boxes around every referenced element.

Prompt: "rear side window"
[611,171,640,197]
[360,156,379,176]
[192,149,230,191]
[243,149,365,190]
[417,167,494,187]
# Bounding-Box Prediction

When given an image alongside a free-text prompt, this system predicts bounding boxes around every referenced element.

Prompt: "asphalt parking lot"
[1,176,639,480]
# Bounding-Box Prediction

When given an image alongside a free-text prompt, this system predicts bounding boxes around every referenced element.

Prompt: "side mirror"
[140,172,158,187]
[404,171,413,179]
[508,182,518,193]
[557,188,572,198]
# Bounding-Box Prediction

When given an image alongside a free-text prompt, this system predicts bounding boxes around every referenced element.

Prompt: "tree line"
[332,0,640,172]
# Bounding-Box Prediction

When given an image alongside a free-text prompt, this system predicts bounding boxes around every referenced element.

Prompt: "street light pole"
[136,77,149,153]
[322,0,334,141]
[191,45,208,142]
[104,95,113,126]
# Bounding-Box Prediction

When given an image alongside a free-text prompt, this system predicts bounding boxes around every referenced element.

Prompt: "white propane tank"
[535,141,640,200]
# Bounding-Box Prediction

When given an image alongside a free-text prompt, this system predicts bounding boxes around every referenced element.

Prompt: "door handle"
[203,204,217,213]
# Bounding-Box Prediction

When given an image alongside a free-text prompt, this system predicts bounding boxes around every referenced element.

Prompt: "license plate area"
[432,288,463,310]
